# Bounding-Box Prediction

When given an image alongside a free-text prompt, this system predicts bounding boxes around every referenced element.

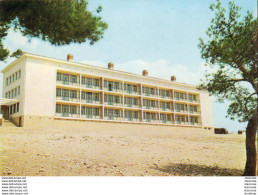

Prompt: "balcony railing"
[81,99,101,104]
[143,106,158,110]
[56,96,80,102]
[82,83,101,90]
[124,118,140,122]
[56,113,80,118]
[57,80,80,87]
[104,87,122,93]
[81,114,101,119]
[189,111,201,114]
[104,116,123,121]
[125,90,140,95]
[104,102,122,106]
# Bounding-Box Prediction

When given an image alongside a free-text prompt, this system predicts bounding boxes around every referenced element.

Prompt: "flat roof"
[2,53,200,90]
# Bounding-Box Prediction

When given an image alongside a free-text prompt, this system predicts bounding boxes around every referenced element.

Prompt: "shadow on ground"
[151,163,243,176]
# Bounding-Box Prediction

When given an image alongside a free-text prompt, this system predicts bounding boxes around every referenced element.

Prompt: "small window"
[56,104,61,113]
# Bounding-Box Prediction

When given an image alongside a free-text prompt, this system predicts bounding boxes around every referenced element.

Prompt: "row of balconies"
[54,112,200,126]
[56,80,200,103]
[56,99,200,114]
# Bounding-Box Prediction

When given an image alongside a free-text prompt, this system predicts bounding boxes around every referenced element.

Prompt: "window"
[81,107,86,115]
[18,70,21,78]
[86,107,92,115]
[133,85,137,93]
[63,74,69,81]
[114,96,120,104]
[15,72,18,80]
[93,93,99,101]
[70,105,77,114]
[56,104,61,113]
[86,92,92,100]
[17,103,19,112]
[17,86,20,95]
[62,89,69,97]
[114,110,120,117]
[70,90,77,98]
[93,79,100,87]
[14,88,17,97]
[57,73,62,81]
[82,77,86,84]
[6,78,8,86]
[62,105,69,113]
[70,75,77,83]
[12,74,14,82]
[81,91,86,99]
[93,108,99,116]
[56,88,61,97]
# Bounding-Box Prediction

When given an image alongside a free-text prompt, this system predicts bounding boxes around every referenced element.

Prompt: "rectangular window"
[15,72,18,80]
[70,90,77,98]
[57,72,62,81]
[93,107,99,116]
[63,74,69,81]
[70,75,77,83]
[93,79,100,87]
[56,88,61,97]
[81,91,86,99]
[17,103,19,112]
[62,89,69,97]
[82,106,86,115]
[70,105,77,114]
[18,70,21,78]
[56,104,61,113]
[12,74,14,82]
[62,105,69,113]
[6,78,8,86]
[93,93,99,101]
[82,77,86,85]
[14,88,17,97]
[17,86,20,95]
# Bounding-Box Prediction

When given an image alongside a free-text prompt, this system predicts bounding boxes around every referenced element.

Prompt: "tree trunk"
[242,115,257,176]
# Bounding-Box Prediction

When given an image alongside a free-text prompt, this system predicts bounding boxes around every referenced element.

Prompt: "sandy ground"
[0,126,248,176]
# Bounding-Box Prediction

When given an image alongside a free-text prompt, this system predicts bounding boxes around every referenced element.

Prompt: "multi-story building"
[0,53,213,129]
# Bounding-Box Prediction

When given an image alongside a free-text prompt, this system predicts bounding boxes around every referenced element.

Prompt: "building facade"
[1,53,213,129]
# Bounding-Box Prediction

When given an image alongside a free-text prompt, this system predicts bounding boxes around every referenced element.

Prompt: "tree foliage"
[0,0,108,61]
[198,0,258,122]
[198,0,258,176]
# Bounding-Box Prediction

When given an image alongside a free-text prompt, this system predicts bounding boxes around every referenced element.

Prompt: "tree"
[198,0,257,176]
[0,0,108,61]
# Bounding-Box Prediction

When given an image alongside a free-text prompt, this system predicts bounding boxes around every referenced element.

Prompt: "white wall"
[23,57,56,116]
[200,92,214,127]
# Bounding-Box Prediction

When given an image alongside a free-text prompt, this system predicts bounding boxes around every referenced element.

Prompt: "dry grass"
[0,126,246,176]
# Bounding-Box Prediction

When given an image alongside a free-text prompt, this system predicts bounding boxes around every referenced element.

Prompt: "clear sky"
[0,0,256,132]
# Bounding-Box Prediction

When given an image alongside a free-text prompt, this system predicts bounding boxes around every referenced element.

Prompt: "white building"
[0,53,213,129]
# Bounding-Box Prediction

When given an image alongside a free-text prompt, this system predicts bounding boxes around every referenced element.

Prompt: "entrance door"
[1,105,9,119]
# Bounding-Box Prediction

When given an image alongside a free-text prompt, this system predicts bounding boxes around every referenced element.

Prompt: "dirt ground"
[0,125,247,176]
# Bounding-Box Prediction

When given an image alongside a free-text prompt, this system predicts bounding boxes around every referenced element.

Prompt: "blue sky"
[0,0,256,132]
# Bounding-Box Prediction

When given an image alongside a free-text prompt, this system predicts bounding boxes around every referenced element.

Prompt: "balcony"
[104,87,122,93]
[104,116,123,121]
[81,83,101,90]
[104,102,122,106]
[56,112,80,118]
[124,103,140,108]
[175,109,188,113]
[143,106,158,110]
[57,80,80,87]
[124,118,140,122]
[160,107,171,112]
[81,114,101,119]
[125,90,140,95]
[189,110,201,114]
[188,99,200,103]
[81,99,101,104]
[56,96,79,102]
[142,119,159,123]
